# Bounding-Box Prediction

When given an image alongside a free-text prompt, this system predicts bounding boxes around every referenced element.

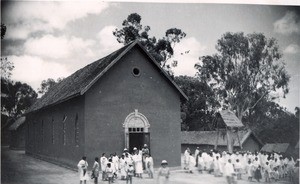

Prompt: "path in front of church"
[1,146,292,184]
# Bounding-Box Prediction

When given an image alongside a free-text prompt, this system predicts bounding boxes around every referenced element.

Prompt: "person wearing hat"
[157,160,170,184]
[132,147,143,178]
[126,162,134,184]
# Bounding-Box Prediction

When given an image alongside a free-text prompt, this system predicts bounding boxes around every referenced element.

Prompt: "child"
[224,159,235,184]
[188,153,196,173]
[213,156,221,177]
[157,160,170,184]
[234,159,243,180]
[92,157,100,184]
[264,161,271,182]
[197,152,204,173]
[145,154,154,178]
[100,153,108,181]
[119,154,127,180]
[126,163,134,184]
[246,160,254,181]
[105,163,113,184]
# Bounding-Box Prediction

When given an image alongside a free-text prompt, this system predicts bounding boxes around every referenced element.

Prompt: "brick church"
[25,41,187,168]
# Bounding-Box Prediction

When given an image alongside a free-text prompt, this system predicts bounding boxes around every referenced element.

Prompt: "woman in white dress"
[77,156,89,184]
[133,150,143,178]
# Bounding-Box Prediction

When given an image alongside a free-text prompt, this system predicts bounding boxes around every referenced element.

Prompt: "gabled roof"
[219,110,244,128]
[9,116,26,131]
[27,41,187,113]
[260,143,291,153]
[181,130,257,147]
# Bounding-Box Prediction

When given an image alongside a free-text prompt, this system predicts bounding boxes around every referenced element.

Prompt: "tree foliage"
[113,13,186,76]
[195,32,290,120]
[1,79,37,118]
[38,78,64,96]
[175,75,220,131]
[245,99,299,146]
[1,23,6,39]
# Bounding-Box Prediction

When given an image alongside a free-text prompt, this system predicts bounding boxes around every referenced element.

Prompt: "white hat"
[124,148,128,151]
[161,160,168,164]
[133,147,137,150]
[144,144,147,147]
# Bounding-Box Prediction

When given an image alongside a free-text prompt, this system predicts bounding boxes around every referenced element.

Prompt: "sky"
[1,1,300,113]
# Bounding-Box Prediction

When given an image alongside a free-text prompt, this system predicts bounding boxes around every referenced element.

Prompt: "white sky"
[1,1,300,112]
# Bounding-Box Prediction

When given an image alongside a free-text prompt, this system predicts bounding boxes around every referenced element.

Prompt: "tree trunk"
[226,128,233,153]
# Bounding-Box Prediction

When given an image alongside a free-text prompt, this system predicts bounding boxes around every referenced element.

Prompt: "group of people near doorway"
[183,147,299,184]
[77,144,170,184]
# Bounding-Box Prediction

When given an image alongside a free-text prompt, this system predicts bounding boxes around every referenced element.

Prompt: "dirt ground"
[1,146,293,184]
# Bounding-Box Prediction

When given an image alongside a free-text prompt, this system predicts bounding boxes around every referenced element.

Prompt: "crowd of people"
[183,147,299,184]
[77,145,299,184]
[77,144,170,184]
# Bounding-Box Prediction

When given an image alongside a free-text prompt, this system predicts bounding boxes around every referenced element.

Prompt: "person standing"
[157,160,170,184]
[184,148,190,170]
[100,153,108,181]
[119,154,127,180]
[106,163,114,184]
[126,163,134,184]
[92,157,100,184]
[145,154,154,178]
[142,144,150,170]
[188,153,196,173]
[224,159,235,184]
[133,149,143,178]
[77,156,89,184]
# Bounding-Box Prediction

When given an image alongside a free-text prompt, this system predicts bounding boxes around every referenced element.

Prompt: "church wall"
[25,95,85,168]
[84,46,182,167]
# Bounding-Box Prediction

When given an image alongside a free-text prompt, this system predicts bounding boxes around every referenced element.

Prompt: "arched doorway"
[123,109,150,152]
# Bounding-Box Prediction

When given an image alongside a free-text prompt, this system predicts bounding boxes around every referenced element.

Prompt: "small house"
[181,130,263,153]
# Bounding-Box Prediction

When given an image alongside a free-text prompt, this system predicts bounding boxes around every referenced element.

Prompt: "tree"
[195,32,290,152]
[38,78,64,96]
[245,99,299,146]
[113,13,186,76]
[1,23,14,80]
[1,23,6,39]
[195,32,290,120]
[295,107,299,119]
[174,75,220,131]
[1,79,37,118]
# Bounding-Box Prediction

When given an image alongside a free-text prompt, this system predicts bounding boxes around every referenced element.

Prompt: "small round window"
[132,67,140,77]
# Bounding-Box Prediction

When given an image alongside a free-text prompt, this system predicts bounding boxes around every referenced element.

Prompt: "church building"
[25,41,187,168]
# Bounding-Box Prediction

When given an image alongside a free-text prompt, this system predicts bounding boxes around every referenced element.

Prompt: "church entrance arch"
[123,109,150,152]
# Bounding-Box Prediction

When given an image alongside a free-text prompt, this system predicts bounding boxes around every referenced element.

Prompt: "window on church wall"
[62,115,67,145]
[75,113,79,147]
[51,117,54,144]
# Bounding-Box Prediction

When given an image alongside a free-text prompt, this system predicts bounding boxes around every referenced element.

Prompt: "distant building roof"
[261,143,290,153]
[9,117,26,131]
[219,110,244,127]
[181,130,258,147]
[27,41,187,113]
